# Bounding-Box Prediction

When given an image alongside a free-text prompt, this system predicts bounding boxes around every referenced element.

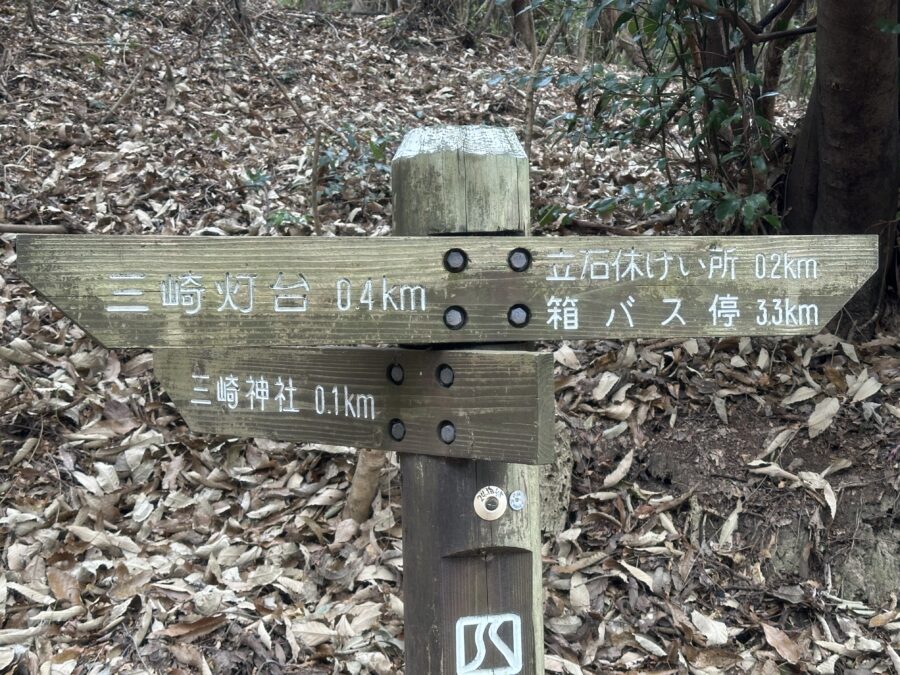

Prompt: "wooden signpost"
[15,125,879,675]
[17,234,877,347]
[154,347,554,464]
[392,127,546,675]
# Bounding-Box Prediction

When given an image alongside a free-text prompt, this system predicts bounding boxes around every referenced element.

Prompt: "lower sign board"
[154,348,554,464]
[16,234,878,347]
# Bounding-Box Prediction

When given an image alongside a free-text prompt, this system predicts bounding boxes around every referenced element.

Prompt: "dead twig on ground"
[191,6,224,61]
[0,223,71,234]
[216,0,314,135]
[310,128,323,234]
[563,218,641,237]
[25,0,116,48]
[101,53,150,123]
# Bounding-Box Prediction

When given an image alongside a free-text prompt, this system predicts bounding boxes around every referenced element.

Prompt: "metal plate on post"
[473,486,507,521]
[154,347,555,464]
[16,234,878,347]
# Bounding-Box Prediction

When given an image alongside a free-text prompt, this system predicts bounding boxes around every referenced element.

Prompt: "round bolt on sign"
[443,248,469,273]
[387,363,405,385]
[443,306,467,330]
[438,420,456,444]
[507,247,532,272]
[507,304,530,327]
[389,419,406,441]
[436,363,454,387]
[474,485,507,521]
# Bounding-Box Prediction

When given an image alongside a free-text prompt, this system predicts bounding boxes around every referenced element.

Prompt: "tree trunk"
[583,7,621,63]
[350,0,380,14]
[785,0,898,322]
[784,84,819,235]
[233,0,252,35]
[699,16,735,100]
[759,0,805,122]
[344,448,388,523]
[511,0,536,56]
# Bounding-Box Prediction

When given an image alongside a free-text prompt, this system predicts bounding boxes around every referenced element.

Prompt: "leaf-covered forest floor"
[1,1,899,672]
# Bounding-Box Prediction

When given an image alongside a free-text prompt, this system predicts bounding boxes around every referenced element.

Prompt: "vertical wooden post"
[391,126,544,675]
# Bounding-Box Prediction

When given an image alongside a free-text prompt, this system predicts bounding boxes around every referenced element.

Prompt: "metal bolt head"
[436,364,454,387]
[507,247,532,272]
[444,306,467,330]
[443,248,468,273]
[389,419,406,441]
[387,363,404,385]
[508,490,526,511]
[438,420,456,444]
[507,304,530,328]
[484,496,499,511]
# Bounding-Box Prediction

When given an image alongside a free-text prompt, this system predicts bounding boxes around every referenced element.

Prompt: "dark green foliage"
[488,0,814,232]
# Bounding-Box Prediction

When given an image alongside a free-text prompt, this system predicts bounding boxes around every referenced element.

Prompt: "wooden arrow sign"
[154,347,555,464]
[17,234,877,347]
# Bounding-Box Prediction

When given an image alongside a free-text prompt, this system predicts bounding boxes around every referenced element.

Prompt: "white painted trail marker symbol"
[455,613,523,675]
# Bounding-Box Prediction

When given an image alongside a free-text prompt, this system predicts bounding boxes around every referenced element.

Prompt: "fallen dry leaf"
[782,386,818,406]
[591,371,620,401]
[602,449,634,488]
[691,610,729,647]
[292,620,336,648]
[851,376,882,402]
[554,345,581,370]
[808,397,840,438]
[158,615,228,642]
[46,568,82,607]
[762,623,804,664]
[869,610,900,628]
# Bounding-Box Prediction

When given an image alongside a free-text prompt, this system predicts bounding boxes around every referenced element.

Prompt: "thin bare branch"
[310,128,323,235]
[758,0,794,29]
[752,20,816,44]
[0,223,71,234]
[524,15,568,157]
[216,0,314,135]
[682,0,816,46]
[102,53,150,123]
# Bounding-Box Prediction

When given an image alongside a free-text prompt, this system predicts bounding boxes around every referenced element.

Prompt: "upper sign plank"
[17,235,877,347]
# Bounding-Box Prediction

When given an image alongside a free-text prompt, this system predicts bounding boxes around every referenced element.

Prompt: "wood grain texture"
[401,456,541,674]
[396,126,545,674]
[16,234,878,348]
[154,347,554,464]
[392,126,530,235]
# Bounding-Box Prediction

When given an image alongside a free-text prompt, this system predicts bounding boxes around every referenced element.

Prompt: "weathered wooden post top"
[15,125,879,675]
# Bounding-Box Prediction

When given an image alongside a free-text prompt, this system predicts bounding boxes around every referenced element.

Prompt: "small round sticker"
[508,490,526,511]
[473,486,507,521]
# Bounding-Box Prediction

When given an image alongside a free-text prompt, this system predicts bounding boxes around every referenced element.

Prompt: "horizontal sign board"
[17,235,877,346]
[154,348,555,464]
